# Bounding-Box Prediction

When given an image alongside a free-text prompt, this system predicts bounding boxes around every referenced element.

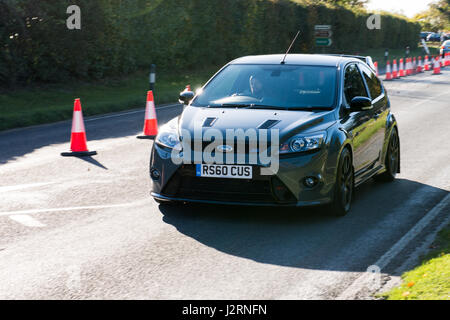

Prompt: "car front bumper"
[149,143,338,207]
[151,191,328,207]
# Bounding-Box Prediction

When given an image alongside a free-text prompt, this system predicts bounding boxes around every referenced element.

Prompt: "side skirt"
[354,164,385,187]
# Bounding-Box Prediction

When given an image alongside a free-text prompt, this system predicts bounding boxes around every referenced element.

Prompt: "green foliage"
[315,0,368,9]
[0,0,421,88]
[0,66,217,131]
[379,225,450,300]
[414,0,450,32]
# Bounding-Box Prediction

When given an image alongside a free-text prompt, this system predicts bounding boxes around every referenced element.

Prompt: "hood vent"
[257,119,280,129]
[202,117,218,127]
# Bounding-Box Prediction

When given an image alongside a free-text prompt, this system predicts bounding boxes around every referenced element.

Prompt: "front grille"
[161,165,296,204]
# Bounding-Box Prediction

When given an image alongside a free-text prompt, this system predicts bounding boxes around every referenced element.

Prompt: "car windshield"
[192,64,337,110]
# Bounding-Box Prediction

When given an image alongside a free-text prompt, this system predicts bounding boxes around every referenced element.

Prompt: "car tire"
[374,128,399,182]
[328,147,354,217]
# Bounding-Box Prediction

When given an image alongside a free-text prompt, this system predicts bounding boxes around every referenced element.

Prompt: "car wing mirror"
[179,91,195,105]
[350,96,373,111]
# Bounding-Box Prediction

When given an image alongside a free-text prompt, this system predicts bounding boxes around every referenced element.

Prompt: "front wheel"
[328,148,354,217]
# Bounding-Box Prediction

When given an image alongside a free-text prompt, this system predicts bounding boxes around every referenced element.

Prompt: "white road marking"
[394,213,450,276]
[337,193,450,299]
[155,103,182,110]
[0,200,148,217]
[0,182,54,192]
[85,103,180,122]
[9,215,46,227]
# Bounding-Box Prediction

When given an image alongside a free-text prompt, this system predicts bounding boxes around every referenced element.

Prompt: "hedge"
[0,0,420,88]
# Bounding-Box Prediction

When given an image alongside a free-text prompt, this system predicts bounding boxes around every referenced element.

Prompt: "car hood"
[178,106,336,140]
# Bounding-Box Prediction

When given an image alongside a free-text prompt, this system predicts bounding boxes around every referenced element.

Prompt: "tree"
[414,0,450,31]
[317,0,368,8]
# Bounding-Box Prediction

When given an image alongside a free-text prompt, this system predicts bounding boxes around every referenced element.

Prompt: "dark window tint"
[360,64,382,99]
[343,64,367,103]
[192,64,337,109]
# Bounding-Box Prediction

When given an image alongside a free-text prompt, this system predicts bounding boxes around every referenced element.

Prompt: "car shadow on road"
[159,178,449,272]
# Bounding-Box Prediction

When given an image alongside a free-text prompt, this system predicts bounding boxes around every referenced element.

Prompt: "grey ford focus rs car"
[149,54,400,216]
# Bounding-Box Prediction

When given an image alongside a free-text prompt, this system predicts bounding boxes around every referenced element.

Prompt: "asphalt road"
[0,70,449,300]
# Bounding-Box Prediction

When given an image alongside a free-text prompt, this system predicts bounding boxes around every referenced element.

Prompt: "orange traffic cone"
[384,60,392,80]
[399,58,405,77]
[374,62,379,76]
[424,55,430,71]
[412,57,417,74]
[61,99,96,157]
[392,59,398,78]
[137,91,158,139]
[185,85,191,91]
[445,53,450,66]
[417,56,423,73]
[433,57,441,75]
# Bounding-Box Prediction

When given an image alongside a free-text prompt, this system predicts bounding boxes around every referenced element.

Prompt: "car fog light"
[151,168,160,180]
[304,177,318,188]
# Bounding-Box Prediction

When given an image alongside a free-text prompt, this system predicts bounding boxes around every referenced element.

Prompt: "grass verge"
[379,224,450,300]
[0,65,220,132]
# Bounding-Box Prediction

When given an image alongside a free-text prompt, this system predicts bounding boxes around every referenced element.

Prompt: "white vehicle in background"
[440,40,450,57]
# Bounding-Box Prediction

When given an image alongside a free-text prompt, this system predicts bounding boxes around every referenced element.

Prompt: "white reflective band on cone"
[72,111,85,133]
[145,101,156,119]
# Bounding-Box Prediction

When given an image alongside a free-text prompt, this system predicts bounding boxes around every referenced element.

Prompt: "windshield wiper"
[221,103,254,108]
[288,106,332,111]
[208,103,287,110]
[208,104,331,111]
[238,104,331,111]
[208,103,250,108]
[245,104,289,110]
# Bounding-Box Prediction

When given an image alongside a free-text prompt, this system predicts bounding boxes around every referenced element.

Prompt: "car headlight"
[155,122,182,151]
[279,132,326,154]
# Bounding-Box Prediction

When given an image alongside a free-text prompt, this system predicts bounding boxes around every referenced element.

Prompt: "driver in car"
[232,73,268,101]
[249,74,265,100]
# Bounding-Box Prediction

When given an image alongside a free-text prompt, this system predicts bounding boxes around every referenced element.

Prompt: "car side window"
[360,64,383,99]
[343,64,368,104]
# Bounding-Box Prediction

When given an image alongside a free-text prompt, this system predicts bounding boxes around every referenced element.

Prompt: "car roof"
[230,54,359,67]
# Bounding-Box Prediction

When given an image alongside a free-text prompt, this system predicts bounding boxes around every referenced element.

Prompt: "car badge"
[216,145,233,153]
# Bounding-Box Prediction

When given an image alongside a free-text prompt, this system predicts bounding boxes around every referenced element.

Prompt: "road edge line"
[336,192,450,300]
[0,103,181,134]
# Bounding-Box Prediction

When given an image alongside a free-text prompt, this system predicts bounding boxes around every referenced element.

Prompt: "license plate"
[196,164,252,179]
